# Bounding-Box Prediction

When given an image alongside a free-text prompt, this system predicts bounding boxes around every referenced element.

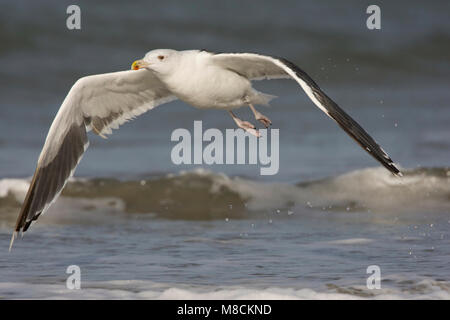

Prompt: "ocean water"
[0,0,449,299]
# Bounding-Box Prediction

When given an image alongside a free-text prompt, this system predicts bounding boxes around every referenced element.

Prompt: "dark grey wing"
[211,53,401,176]
[14,123,88,234]
[10,69,176,250]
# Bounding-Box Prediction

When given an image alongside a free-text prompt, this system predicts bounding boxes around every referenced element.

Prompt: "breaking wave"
[0,167,449,224]
[1,276,449,299]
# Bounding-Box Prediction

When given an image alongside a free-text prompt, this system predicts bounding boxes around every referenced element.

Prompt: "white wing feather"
[12,69,175,242]
[40,69,175,166]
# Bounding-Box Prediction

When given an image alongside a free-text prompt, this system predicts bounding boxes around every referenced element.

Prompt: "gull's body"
[10,49,401,250]
[145,50,270,110]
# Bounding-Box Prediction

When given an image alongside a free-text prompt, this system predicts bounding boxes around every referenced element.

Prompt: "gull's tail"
[251,90,277,107]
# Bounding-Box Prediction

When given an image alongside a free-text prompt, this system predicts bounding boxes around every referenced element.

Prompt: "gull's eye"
[157,55,165,61]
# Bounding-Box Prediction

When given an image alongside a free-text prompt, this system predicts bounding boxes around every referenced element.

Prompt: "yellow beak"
[131,60,150,70]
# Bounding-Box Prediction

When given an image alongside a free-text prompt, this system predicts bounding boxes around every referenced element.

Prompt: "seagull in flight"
[10,49,401,250]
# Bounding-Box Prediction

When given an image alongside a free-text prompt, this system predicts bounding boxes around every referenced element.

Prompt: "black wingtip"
[385,161,402,177]
[271,56,402,177]
[386,160,402,178]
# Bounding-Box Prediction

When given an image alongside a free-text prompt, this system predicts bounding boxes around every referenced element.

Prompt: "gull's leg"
[228,111,260,137]
[248,104,272,128]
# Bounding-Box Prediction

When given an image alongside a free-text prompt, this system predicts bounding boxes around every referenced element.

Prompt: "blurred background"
[0,0,449,299]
